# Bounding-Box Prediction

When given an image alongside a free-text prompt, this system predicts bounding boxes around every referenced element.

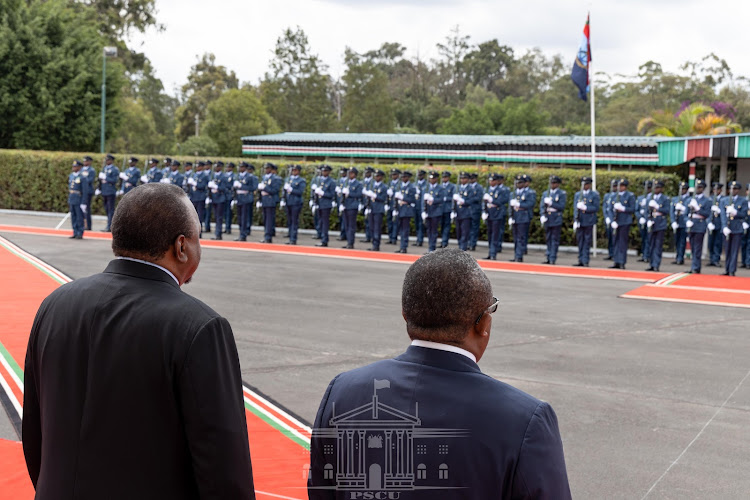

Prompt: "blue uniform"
[687,194,712,272]
[336,176,349,239]
[440,181,456,247]
[316,176,337,245]
[341,178,363,247]
[235,171,258,240]
[485,184,510,259]
[646,193,670,271]
[612,190,636,266]
[387,178,401,243]
[510,187,536,261]
[573,190,600,265]
[187,170,209,236]
[365,180,388,250]
[707,194,724,265]
[284,174,306,244]
[67,172,90,238]
[100,163,120,231]
[81,165,96,230]
[636,194,651,261]
[455,183,474,251]
[395,182,418,251]
[120,166,141,194]
[540,188,566,264]
[670,192,690,264]
[603,191,615,258]
[362,175,374,241]
[469,182,484,249]
[145,166,163,183]
[721,194,749,275]
[208,171,231,239]
[423,182,445,251]
[414,178,428,246]
[224,171,236,233]
[168,170,185,189]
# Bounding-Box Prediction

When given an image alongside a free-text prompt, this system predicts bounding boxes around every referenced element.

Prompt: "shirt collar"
[117,257,179,286]
[411,340,477,363]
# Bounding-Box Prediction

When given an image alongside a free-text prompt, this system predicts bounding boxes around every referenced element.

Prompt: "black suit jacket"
[23,259,255,499]
[308,345,571,499]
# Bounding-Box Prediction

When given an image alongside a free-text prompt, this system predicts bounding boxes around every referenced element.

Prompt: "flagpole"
[589,15,597,257]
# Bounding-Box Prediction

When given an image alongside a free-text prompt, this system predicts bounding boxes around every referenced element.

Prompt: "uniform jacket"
[81,166,96,195]
[510,187,536,224]
[260,174,281,208]
[709,194,723,229]
[416,179,428,211]
[469,182,484,215]
[603,191,614,221]
[342,179,363,210]
[688,194,712,233]
[317,176,337,210]
[284,175,306,207]
[612,190,636,226]
[388,179,402,211]
[396,182,417,218]
[486,184,510,220]
[540,189,566,227]
[236,172,258,205]
[147,167,163,183]
[647,193,670,232]
[456,183,472,220]
[168,170,185,189]
[573,190,600,227]
[308,345,571,500]
[189,171,209,203]
[441,182,456,214]
[670,193,690,228]
[23,259,254,499]
[67,172,89,205]
[423,183,445,218]
[209,171,230,204]
[368,181,388,215]
[100,163,120,196]
[122,167,141,194]
[720,195,749,234]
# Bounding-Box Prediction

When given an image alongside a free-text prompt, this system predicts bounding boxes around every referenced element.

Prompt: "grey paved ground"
[2,213,750,498]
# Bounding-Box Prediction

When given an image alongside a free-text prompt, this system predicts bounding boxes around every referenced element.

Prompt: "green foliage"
[341,49,395,132]
[108,97,163,154]
[203,89,280,156]
[179,136,219,157]
[438,95,548,135]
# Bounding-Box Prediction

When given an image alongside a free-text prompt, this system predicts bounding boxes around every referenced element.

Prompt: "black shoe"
[226,230,232,235]
[509,259,516,262]
[603,256,613,261]
[609,264,621,269]
[311,235,321,240]
[722,272,730,276]
[440,244,447,248]
[646,267,655,271]
[75,235,83,239]
[337,237,346,241]
[285,241,296,245]
[234,237,246,241]
[367,247,379,251]
[470,246,476,251]
[707,262,718,267]
[315,242,328,247]
[550,261,556,265]
[386,241,396,245]
[543,259,551,264]
[637,258,646,262]
[342,245,354,249]
[395,249,407,253]
[211,236,222,240]
[69,235,77,239]
[361,239,371,243]
[574,262,585,267]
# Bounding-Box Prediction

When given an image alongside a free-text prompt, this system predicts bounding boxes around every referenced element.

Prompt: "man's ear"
[175,235,188,263]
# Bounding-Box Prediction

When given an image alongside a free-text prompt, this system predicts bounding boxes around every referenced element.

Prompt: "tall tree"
[341,49,395,133]
[463,39,514,96]
[435,25,471,106]
[204,88,280,156]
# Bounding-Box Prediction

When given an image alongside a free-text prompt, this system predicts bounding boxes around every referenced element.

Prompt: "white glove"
[119,172,128,180]
[540,215,548,224]
[335,186,342,194]
[482,212,489,221]
[233,181,242,189]
[211,188,218,194]
[342,187,350,196]
[689,199,700,210]
[392,210,399,217]
[395,192,404,200]
[572,221,580,230]
[80,204,87,213]
[675,202,686,213]
[387,188,394,197]
[231,200,237,208]
[207,181,218,189]
[723,226,731,237]
[98,172,106,180]
[358,203,363,211]
[205,198,211,206]
[188,178,197,186]
[450,211,457,220]
[94,188,101,196]
[544,196,552,206]
[483,193,492,202]
[261,191,268,196]
[311,184,318,191]
[639,217,646,225]
[726,205,738,217]
[508,217,515,226]
[708,222,716,231]
[456,197,465,206]
[415,188,421,196]
[452,193,461,202]
[159,178,170,184]
[576,201,587,211]
[236,190,248,195]
[368,190,377,200]
[285,184,293,193]
[510,199,520,208]
[686,220,694,228]
[649,199,659,209]
[284,182,291,190]
[743,222,750,231]
[256,201,262,208]
[140,175,148,184]
[339,204,345,212]
[309,200,314,208]
[116,190,123,196]
[640,199,647,207]
[315,187,324,196]
[425,193,434,202]
[614,202,625,212]
[605,217,611,225]
[711,205,721,214]
[258,182,266,190]
[647,220,654,228]
[311,205,318,214]
[611,221,619,230]
[280,200,286,207]
[671,222,679,230]
[422,211,428,221]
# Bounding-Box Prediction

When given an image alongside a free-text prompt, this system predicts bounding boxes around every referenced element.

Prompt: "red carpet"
[621,273,750,308]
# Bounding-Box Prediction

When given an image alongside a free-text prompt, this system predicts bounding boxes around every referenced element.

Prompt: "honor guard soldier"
[453,172,473,251]
[509,174,536,262]
[644,181,670,271]
[362,170,388,251]
[119,157,141,195]
[182,162,194,193]
[224,162,237,235]
[314,165,336,247]
[234,162,258,241]
[143,158,162,184]
[335,167,349,241]
[393,171,417,253]
[670,181,690,265]
[573,177,600,267]
[166,160,184,188]
[310,166,324,240]
[422,171,445,252]
[258,162,282,243]
[81,156,96,230]
[609,178,636,269]
[707,182,724,266]
[386,169,402,244]
[414,169,428,247]
[636,181,653,262]
[483,173,509,260]
[282,164,306,245]
[468,172,484,251]
[161,157,172,180]
[98,154,119,232]
[67,160,89,239]
[686,180,712,274]
[540,175,566,265]
[603,179,617,260]
[186,161,208,238]
[203,159,215,232]
[721,180,748,276]
[361,167,375,243]
[340,167,363,248]
[440,171,456,248]
[742,183,750,268]
[207,161,230,240]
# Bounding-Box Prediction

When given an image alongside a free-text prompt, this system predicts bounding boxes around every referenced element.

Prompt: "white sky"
[130,0,750,97]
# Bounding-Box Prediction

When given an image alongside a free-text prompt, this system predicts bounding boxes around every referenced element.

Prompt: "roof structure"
[656,132,750,166]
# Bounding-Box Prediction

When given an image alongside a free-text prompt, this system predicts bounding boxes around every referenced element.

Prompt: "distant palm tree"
[637,103,741,137]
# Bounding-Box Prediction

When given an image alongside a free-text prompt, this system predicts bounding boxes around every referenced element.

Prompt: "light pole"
[100,46,118,153]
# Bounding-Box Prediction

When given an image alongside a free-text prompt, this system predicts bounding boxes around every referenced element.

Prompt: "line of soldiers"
[65,158,750,274]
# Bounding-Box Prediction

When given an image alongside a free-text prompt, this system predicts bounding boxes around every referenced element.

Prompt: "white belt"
[691,214,706,219]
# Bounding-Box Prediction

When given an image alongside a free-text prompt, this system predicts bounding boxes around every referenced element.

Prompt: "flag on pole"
[571,14,591,101]
[374,379,390,390]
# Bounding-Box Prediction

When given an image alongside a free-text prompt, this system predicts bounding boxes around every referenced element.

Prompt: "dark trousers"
[369,212,384,249]
[545,224,562,263]
[314,208,321,237]
[648,229,666,270]
[69,202,84,237]
[741,231,749,266]
[640,225,650,260]
[726,232,742,274]
[426,216,440,251]
[415,211,424,245]
[487,218,502,258]
[513,222,529,261]
[689,231,705,272]
[364,210,371,240]
[344,208,357,246]
[470,211,481,248]
[213,202,225,239]
[457,217,471,251]
[102,194,116,230]
[389,209,399,242]
[399,216,411,250]
[319,208,331,244]
[286,204,301,242]
[440,212,452,247]
[386,209,394,241]
[614,224,631,265]
[238,203,252,238]
[85,194,93,230]
[577,225,593,264]
[205,202,213,232]
[339,206,346,238]
[674,227,687,263]
[192,201,206,237]
[708,229,723,264]
[606,226,614,257]
[224,201,232,232]
[263,206,276,242]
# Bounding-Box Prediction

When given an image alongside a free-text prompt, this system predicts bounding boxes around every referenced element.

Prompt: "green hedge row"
[0,149,682,248]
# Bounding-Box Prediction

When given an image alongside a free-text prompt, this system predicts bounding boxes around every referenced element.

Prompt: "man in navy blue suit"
[309,249,571,499]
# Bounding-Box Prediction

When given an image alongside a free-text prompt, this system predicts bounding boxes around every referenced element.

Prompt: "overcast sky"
[130,0,750,97]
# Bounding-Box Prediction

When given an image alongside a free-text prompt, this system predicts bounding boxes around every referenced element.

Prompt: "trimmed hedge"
[0,149,682,248]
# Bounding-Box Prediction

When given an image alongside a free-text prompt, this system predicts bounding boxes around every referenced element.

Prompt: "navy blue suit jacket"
[309,345,570,499]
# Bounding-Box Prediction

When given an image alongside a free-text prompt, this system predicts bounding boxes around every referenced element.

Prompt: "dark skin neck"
[404,312,492,362]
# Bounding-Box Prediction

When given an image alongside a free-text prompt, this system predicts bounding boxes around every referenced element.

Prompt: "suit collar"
[395,345,482,374]
[104,259,181,289]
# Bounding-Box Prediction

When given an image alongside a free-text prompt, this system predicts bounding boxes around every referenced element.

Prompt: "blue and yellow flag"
[571,14,591,101]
